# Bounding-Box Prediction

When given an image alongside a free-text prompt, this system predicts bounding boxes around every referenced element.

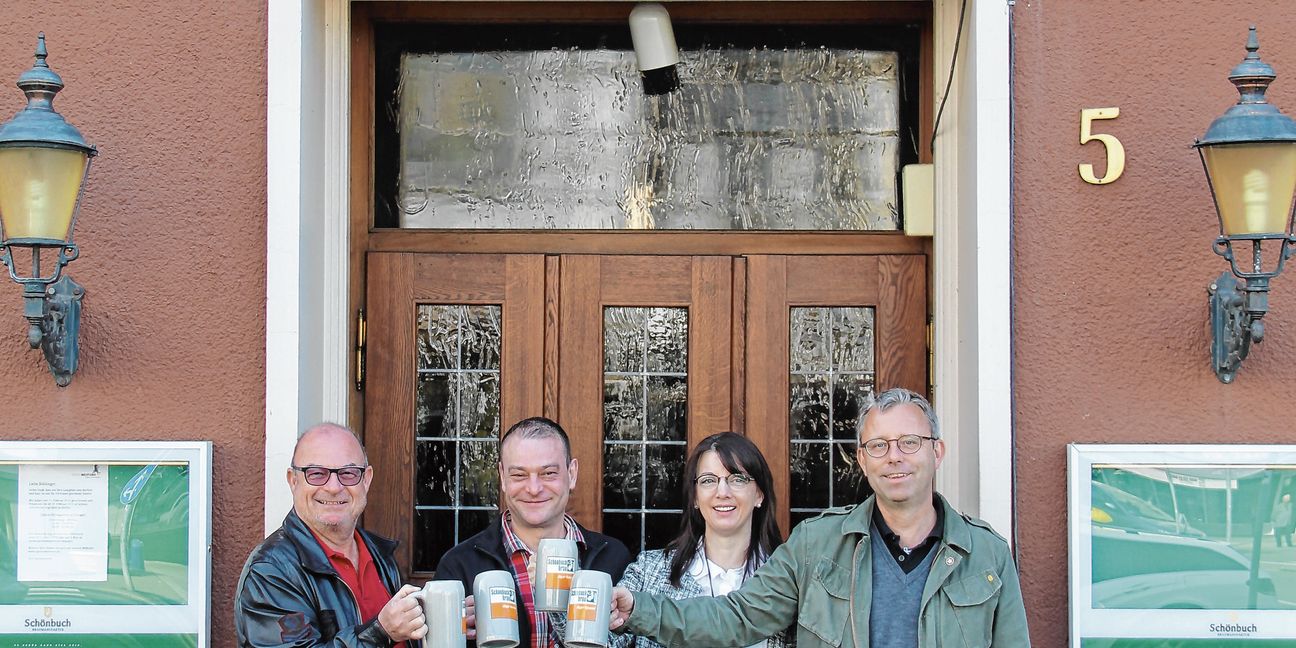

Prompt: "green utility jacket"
[621,494,1030,648]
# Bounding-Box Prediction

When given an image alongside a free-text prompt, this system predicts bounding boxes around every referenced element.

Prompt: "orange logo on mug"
[490,587,518,620]
[567,587,598,621]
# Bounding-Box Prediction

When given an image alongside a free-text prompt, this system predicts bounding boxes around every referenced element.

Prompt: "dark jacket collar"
[472,514,610,566]
[282,509,400,579]
[841,493,972,553]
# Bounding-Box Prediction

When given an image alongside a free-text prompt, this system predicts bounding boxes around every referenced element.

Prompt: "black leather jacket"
[435,516,631,648]
[235,510,406,647]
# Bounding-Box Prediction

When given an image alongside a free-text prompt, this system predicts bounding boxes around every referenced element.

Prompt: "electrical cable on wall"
[931,0,969,155]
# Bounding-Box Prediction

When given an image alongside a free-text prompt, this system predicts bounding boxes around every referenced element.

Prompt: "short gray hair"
[856,388,939,442]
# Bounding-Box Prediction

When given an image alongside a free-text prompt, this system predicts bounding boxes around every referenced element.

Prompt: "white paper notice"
[17,463,109,582]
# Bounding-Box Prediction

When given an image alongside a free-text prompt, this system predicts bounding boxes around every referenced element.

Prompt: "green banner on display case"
[0,634,197,648]
[1069,445,1296,647]
[0,442,211,648]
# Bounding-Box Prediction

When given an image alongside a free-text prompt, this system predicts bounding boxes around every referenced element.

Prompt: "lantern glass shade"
[1202,141,1296,236]
[0,146,87,241]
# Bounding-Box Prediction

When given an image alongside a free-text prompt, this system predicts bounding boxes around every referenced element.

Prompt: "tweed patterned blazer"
[615,548,794,648]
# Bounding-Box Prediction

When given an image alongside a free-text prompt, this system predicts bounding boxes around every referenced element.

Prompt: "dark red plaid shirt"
[500,512,586,648]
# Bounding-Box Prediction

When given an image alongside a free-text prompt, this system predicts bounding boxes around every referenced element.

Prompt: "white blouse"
[686,551,764,648]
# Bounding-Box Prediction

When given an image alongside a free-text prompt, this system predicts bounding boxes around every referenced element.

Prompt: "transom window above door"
[372,23,922,230]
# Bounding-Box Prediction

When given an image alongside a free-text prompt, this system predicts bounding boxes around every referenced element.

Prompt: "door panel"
[365,253,545,577]
[557,255,734,546]
[746,255,926,532]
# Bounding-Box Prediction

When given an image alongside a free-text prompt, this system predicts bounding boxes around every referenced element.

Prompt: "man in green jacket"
[610,388,1030,648]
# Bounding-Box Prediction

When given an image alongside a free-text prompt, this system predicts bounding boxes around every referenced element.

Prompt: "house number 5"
[1078,107,1125,185]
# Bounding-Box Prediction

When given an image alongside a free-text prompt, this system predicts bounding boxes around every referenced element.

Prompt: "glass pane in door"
[602,307,687,557]
[413,304,502,571]
[789,306,876,526]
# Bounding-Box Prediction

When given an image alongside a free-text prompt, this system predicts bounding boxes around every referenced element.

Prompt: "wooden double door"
[363,252,924,578]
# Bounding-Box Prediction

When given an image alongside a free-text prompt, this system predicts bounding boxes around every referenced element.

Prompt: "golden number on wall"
[1078,107,1125,185]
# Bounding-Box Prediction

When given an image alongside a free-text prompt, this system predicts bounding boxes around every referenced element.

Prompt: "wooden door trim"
[688,257,735,448]
[368,231,927,256]
[556,256,605,528]
[363,2,930,25]
[744,256,792,533]
[364,252,417,573]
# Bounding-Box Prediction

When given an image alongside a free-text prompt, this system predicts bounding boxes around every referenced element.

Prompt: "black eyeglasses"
[292,464,368,486]
[860,435,936,458]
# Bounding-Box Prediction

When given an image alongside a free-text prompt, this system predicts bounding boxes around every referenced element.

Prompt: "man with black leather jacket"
[235,423,428,647]
[437,417,631,648]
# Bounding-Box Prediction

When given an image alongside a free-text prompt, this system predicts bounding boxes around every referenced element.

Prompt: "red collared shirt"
[311,529,406,648]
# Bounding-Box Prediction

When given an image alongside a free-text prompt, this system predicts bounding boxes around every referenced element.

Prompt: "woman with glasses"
[616,432,791,648]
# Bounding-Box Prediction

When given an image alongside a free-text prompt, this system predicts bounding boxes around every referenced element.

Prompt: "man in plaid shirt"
[437,417,632,648]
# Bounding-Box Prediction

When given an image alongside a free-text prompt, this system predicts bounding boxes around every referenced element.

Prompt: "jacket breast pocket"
[941,570,1002,647]
[797,558,850,648]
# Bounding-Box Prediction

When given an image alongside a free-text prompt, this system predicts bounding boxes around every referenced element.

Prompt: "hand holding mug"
[464,594,477,640]
[379,584,429,642]
[609,587,635,631]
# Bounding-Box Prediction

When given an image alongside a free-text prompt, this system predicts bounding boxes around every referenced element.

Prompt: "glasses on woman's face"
[292,464,367,486]
[694,472,755,491]
[860,434,936,459]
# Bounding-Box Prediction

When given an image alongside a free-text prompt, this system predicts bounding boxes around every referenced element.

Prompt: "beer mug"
[534,538,579,612]
[564,570,612,648]
[473,570,520,648]
[411,580,467,648]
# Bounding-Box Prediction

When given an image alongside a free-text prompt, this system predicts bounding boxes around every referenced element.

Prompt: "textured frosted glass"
[646,444,686,509]
[603,443,643,510]
[791,442,829,509]
[832,309,876,372]
[790,307,831,372]
[417,307,460,370]
[603,376,645,441]
[416,441,453,506]
[790,374,830,440]
[604,309,648,372]
[396,48,900,230]
[646,376,687,442]
[461,306,502,370]
[459,441,500,507]
[416,374,454,438]
[603,306,687,555]
[459,373,500,438]
[832,374,874,441]
[646,309,688,373]
[790,306,877,517]
[414,304,503,573]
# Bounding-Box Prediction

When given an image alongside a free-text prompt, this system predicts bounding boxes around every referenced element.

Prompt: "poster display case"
[0,441,211,648]
[1069,444,1296,647]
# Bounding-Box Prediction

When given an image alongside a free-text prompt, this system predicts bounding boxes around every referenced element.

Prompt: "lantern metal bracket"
[1208,235,1296,383]
[0,241,84,386]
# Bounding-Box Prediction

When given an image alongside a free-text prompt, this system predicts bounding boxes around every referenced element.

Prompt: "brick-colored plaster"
[1014,1,1296,644]
[0,2,266,645]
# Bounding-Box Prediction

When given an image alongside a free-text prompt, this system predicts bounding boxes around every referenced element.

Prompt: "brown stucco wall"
[1013,1,1296,644]
[0,2,267,645]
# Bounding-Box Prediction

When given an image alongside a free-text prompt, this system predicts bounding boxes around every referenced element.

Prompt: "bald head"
[292,423,367,466]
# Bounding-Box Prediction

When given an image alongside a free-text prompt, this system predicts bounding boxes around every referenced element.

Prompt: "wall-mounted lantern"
[1198,27,1296,384]
[0,34,96,386]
